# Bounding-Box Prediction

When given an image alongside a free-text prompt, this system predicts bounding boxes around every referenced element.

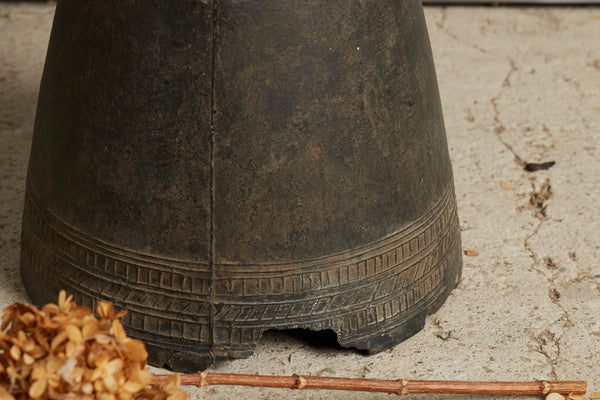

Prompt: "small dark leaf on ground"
[524,161,556,172]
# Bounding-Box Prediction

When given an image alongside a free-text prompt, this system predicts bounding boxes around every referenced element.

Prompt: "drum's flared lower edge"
[20,180,462,372]
[143,238,461,372]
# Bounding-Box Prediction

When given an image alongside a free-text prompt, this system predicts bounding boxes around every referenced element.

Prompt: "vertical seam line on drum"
[208,0,220,360]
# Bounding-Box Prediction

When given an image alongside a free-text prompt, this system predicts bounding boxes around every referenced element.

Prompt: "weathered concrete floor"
[1,4,599,399]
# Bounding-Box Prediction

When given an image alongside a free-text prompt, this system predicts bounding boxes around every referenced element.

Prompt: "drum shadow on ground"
[260,328,370,355]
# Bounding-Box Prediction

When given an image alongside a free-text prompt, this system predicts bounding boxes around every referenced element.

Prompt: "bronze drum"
[21,0,462,372]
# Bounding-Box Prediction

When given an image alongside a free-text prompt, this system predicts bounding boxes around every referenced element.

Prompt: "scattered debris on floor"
[464,249,479,257]
[524,161,556,172]
[529,180,552,218]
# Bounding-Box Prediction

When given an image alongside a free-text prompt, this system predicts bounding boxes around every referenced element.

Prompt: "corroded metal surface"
[21,0,462,372]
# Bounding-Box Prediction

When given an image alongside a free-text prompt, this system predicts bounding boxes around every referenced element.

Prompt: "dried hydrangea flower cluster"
[0,291,188,400]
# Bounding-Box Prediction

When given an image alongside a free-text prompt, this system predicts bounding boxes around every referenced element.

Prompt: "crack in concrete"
[491,61,557,170]
[435,6,447,30]
[523,182,573,379]
[489,59,573,382]
[528,179,552,219]
[521,176,575,378]
[529,296,573,379]
[523,194,574,381]
[490,58,526,168]
[530,328,560,379]
[435,7,489,56]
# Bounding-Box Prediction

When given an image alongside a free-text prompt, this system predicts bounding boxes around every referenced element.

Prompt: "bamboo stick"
[153,372,587,396]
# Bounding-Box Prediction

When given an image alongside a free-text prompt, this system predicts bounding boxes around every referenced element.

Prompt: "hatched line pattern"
[21,180,460,352]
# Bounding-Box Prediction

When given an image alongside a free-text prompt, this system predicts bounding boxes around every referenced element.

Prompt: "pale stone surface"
[1,3,599,399]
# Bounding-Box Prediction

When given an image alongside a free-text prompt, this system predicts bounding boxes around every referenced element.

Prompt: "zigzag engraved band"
[21,180,460,354]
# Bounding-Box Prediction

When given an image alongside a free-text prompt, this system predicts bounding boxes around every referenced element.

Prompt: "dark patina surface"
[21,0,462,372]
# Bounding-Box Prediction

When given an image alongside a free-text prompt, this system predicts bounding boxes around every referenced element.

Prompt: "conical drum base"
[21,0,462,372]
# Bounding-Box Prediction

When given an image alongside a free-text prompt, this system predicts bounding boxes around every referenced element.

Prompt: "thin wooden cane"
[154,372,587,396]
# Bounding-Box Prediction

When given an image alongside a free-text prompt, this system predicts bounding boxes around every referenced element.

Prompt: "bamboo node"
[200,372,208,387]
[298,376,307,389]
[540,380,552,395]
[291,374,307,389]
[396,378,409,395]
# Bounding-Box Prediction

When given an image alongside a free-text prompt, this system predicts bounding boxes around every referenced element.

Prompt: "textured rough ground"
[1,3,599,399]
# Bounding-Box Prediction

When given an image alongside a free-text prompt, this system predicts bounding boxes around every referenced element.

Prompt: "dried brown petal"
[30,366,46,381]
[0,332,9,349]
[56,357,78,386]
[64,341,78,358]
[46,355,64,374]
[57,291,72,313]
[81,319,98,339]
[122,381,144,393]
[32,330,50,353]
[81,382,93,394]
[106,359,123,376]
[124,339,147,364]
[96,301,114,320]
[166,392,189,400]
[17,312,36,329]
[49,330,68,351]
[21,339,36,354]
[162,374,182,393]
[8,345,21,361]
[16,331,26,346]
[65,324,82,343]
[94,379,104,393]
[1,305,16,331]
[28,377,46,399]
[104,374,118,393]
[0,385,15,400]
[111,320,127,343]
[22,354,35,365]
[94,334,114,345]
[128,366,153,386]
[48,386,63,400]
